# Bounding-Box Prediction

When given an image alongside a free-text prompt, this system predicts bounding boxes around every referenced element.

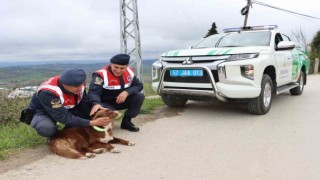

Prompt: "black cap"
[110,54,130,65]
[59,68,86,86]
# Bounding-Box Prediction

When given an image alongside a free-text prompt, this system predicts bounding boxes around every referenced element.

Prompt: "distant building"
[7,86,38,99]
[18,86,38,91]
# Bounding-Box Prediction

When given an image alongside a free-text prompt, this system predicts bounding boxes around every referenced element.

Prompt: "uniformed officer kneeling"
[88,54,145,132]
[21,68,112,137]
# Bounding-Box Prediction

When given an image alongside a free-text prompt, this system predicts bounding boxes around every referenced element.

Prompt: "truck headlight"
[240,65,254,80]
[227,53,259,61]
[152,60,163,81]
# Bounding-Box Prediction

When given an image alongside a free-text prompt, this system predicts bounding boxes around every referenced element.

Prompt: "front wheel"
[290,71,305,95]
[248,74,273,115]
[161,95,188,107]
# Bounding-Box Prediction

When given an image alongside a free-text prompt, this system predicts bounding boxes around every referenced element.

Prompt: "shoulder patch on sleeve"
[94,76,104,85]
[51,99,62,108]
[127,76,133,82]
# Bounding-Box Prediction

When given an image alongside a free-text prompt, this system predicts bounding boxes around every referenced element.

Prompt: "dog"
[48,109,135,159]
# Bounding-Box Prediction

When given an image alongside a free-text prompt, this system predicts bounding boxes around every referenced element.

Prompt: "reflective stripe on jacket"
[38,76,85,109]
[96,65,135,90]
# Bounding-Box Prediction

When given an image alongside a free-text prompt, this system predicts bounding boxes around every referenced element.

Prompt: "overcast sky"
[1,0,320,62]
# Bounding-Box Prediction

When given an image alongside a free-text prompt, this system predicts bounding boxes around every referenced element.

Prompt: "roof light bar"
[223,25,278,33]
[223,27,242,33]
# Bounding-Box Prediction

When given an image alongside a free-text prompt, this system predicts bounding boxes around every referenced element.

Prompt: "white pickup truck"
[152,25,310,114]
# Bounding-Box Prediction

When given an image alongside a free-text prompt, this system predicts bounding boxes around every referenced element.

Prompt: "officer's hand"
[90,104,108,116]
[89,117,112,126]
[116,91,129,104]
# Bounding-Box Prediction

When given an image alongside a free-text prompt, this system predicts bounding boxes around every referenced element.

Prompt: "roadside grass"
[0,88,164,160]
[143,83,158,96]
[0,123,44,160]
[140,96,163,114]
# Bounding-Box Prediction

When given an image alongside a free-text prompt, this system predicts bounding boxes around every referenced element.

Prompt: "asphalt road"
[1,75,320,180]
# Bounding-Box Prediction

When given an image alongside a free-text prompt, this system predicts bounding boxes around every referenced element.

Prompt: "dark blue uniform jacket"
[28,81,91,127]
[88,66,143,106]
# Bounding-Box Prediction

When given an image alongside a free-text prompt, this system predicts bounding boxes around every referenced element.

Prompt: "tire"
[248,74,273,115]
[290,71,304,95]
[161,95,188,107]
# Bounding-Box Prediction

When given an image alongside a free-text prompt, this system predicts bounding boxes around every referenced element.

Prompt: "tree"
[311,31,320,54]
[204,22,218,38]
[291,28,309,52]
[308,31,320,74]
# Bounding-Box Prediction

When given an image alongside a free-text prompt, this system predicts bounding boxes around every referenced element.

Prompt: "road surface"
[1,75,320,180]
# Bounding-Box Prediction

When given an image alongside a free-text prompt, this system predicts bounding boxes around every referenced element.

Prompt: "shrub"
[0,92,30,125]
[308,51,320,74]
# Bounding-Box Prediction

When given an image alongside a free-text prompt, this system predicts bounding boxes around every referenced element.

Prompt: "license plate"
[170,69,203,77]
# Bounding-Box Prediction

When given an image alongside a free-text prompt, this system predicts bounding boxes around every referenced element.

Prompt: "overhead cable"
[252,0,320,20]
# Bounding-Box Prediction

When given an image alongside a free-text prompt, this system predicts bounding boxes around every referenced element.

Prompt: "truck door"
[283,38,301,82]
[274,33,290,86]
[280,34,295,83]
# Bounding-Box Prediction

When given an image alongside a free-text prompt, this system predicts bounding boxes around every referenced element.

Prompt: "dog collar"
[93,126,107,132]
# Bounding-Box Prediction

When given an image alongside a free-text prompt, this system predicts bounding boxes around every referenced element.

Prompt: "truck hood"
[161,47,269,57]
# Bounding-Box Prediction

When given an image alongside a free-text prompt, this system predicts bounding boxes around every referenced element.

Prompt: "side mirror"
[277,41,295,50]
[188,45,193,49]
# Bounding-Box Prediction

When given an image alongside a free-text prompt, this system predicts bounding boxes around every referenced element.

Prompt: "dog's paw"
[101,148,108,153]
[128,141,135,146]
[110,148,120,153]
[85,153,96,158]
[92,148,105,154]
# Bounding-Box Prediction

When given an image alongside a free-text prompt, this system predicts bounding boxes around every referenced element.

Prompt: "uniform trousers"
[101,92,145,119]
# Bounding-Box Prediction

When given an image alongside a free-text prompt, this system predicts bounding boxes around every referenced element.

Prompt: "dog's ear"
[104,110,120,119]
[91,113,100,120]
[92,109,121,120]
[110,111,121,119]
[91,109,110,120]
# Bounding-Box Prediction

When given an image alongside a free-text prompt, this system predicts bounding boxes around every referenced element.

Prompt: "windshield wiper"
[193,47,207,49]
[219,45,238,47]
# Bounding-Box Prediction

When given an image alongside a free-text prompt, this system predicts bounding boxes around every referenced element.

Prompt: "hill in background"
[0,59,157,89]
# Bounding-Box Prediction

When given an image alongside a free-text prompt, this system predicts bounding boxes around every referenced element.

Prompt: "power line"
[251,0,320,20]
[174,0,203,34]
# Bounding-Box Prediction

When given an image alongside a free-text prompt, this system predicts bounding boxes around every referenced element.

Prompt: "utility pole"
[242,0,251,27]
[119,0,143,81]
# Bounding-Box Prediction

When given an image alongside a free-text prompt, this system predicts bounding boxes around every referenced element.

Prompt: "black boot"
[121,116,140,132]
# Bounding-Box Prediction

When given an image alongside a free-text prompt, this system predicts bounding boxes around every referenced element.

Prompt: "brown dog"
[48,109,135,159]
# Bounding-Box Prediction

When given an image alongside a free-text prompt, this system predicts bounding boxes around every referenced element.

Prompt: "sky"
[1,0,320,62]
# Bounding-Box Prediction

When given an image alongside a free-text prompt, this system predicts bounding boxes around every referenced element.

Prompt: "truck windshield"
[218,31,271,47]
[193,34,225,48]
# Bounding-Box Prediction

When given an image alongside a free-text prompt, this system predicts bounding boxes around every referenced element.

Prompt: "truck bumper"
[216,82,261,98]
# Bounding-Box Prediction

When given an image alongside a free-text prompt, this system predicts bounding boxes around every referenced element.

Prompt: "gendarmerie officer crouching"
[20,68,111,137]
[88,54,145,132]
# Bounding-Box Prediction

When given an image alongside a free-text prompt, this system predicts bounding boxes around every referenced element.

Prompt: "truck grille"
[163,70,219,83]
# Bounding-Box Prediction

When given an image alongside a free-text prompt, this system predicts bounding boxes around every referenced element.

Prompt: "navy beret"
[110,54,130,65]
[59,68,86,86]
